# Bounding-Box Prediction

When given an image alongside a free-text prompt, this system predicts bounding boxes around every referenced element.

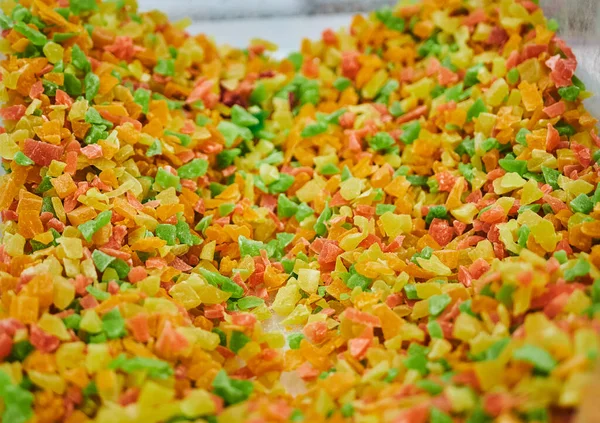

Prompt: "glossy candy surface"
[0,0,599,422]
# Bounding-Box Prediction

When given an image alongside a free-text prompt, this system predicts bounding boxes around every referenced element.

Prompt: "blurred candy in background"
[137,0,600,114]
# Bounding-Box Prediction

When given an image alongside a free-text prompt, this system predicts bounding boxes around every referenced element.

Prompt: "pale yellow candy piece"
[86,344,112,374]
[477,65,493,85]
[451,46,475,69]
[492,56,507,77]
[95,370,120,404]
[524,313,572,359]
[559,176,594,197]
[178,327,220,350]
[58,237,83,259]
[25,99,41,116]
[384,334,403,350]
[43,41,64,64]
[454,25,470,46]
[399,324,424,342]
[47,160,66,177]
[339,177,363,201]
[28,370,66,394]
[519,249,548,268]
[507,89,522,106]
[259,163,279,185]
[339,231,368,251]
[313,154,338,172]
[113,173,142,198]
[4,70,22,90]
[262,332,286,349]
[314,389,336,417]
[495,196,515,213]
[474,113,497,136]
[415,282,443,299]
[180,389,216,417]
[469,239,495,261]
[56,342,86,373]
[379,212,412,238]
[411,299,430,319]
[453,312,483,342]
[144,298,180,315]
[272,283,301,316]
[200,240,216,261]
[238,341,261,361]
[68,99,88,122]
[53,277,75,310]
[399,96,418,115]
[362,69,388,99]
[44,256,63,276]
[498,221,520,254]
[494,172,526,194]
[451,203,479,224]
[334,256,348,274]
[307,312,327,324]
[37,313,71,341]
[353,215,373,234]
[34,231,55,246]
[297,268,320,293]
[531,219,561,252]
[431,9,460,33]
[296,178,326,203]
[154,187,179,205]
[403,368,422,385]
[564,290,591,315]
[138,381,175,409]
[103,178,135,199]
[417,255,452,276]
[485,78,509,107]
[471,168,488,191]
[447,385,477,413]
[136,403,183,423]
[361,360,389,383]
[474,359,505,391]
[253,304,272,321]
[169,282,202,309]
[517,209,542,226]
[0,133,19,159]
[194,283,231,305]
[574,328,600,357]
[513,285,533,315]
[520,179,544,205]
[473,23,492,42]
[469,332,500,356]
[403,76,433,100]
[139,275,161,297]
[81,258,97,281]
[428,338,453,360]
[80,310,103,334]
[4,232,26,257]
[292,258,311,274]
[114,144,135,162]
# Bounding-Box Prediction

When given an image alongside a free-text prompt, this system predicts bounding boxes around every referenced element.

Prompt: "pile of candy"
[0,0,599,421]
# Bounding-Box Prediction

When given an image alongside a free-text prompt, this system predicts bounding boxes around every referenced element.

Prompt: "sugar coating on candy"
[0,0,600,422]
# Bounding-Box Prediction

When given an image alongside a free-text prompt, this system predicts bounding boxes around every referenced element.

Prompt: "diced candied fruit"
[0,0,598,421]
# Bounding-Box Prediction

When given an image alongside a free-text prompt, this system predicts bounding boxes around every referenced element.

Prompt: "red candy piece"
[23,138,64,166]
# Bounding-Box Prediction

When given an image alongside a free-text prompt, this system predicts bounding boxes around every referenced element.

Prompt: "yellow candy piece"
[297,268,320,293]
[379,212,412,238]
